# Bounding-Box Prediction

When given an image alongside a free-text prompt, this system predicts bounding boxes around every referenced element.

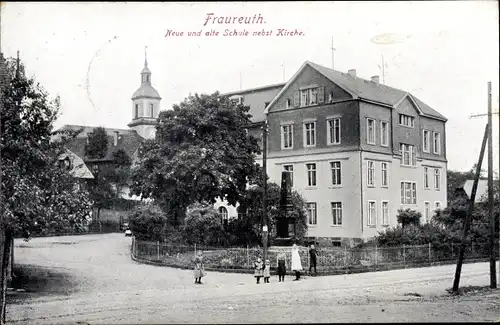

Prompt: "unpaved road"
[7,234,500,324]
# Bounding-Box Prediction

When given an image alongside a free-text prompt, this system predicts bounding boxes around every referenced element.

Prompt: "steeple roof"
[132,47,161,100]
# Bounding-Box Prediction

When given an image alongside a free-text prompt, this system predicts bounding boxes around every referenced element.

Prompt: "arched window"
[218,206,228,227]
[135,104,139,118]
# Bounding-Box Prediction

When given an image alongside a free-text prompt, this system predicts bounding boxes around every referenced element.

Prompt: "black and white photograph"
[0,1,499,324]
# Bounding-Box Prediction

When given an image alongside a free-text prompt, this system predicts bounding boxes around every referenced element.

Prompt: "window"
[380,121,389,147]
[433,132,441,154]
[300,89,309,107]
[310,88,318,105]
[367,161,375,186]
[281,124,293,149]
[367,201,376,226]
[331,202,342,226]
[400,143,416,166]
[306,163,317,187]
[434,168,441,190]
[400,181,417,204]
[283,165,294,187]
[286,98,291,108]
[381,201,389,225]
[424,202,430,223]
[422,130,430,153]
[135,104,139,118]
[381,162,388,187]
[399,114,415,127]
[328,92,334,103]
[299,87,324,106]
[150,103,154,117]
[307,203,317,225]
[327,118,341,145]
[367,118,376,144]
[218,207,228,227]
[330,161,341,186]
[424,167,429,189]
[435,201,441,211]
[146,75,150,83]
[304,122,316,147]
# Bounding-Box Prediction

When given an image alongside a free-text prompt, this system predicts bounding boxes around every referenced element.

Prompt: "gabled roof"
[264,61,447,121]
[59,149,95,179]
[55,125,145,162]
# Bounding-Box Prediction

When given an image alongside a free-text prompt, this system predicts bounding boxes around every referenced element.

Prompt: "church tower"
[128,47,161,139]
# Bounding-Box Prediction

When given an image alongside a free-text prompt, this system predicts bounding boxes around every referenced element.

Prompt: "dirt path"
[7,234,500,324]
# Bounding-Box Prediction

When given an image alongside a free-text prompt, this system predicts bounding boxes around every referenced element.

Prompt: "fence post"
[157,241,160,260]
[246,245,250,268]
[403,244,406,266]
[343,246,347,266]
[428,243,432,263]
[194,243,197,258]
[375,245,378,265]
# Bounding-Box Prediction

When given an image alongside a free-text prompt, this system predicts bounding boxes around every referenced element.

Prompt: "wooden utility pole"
[262,119,269,263]
[453,124,489,292]
[487,82,497,288]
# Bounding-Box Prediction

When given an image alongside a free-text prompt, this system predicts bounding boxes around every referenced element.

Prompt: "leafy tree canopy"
[130,92,261,218]
[84,126,108,159]
[1,56,91,238]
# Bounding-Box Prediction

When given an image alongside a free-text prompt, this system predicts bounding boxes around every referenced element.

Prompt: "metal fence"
[131,239,492,272]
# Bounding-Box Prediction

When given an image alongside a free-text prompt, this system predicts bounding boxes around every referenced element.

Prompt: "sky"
[1,1,499,174]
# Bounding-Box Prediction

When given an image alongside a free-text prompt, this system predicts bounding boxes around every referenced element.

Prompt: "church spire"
[141,46,151,84]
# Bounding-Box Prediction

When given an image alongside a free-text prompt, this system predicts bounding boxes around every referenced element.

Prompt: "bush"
[396,209,422,228]
[128,203,168,241]
[182,202,229,246]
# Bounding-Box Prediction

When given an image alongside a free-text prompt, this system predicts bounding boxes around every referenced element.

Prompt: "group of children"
[253,251,290,284]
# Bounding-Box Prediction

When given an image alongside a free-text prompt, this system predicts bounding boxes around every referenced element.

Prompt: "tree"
[130,92,261,225]
[84,127,108,159]
[447,165,487,202]
[396,209,422,229]
[0,55,91,323]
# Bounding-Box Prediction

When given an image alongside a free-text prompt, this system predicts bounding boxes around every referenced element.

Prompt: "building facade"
[217,61,447,246]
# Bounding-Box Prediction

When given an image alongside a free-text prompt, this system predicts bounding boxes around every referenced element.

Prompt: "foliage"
[1,56,91,238]
[130,92,262,221]
[182,202,229,246]
[230,182,308,246]
[84,126,108,159]
[447,165,488,202]
[396,209,421,229]
[128,204,168,241]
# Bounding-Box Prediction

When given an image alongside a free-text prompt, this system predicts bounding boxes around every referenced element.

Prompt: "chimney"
[113,131,119,146]
[371,75,380,84]
[348,69,357,77]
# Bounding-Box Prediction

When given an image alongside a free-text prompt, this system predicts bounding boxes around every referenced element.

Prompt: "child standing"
[277,251,286,282]
[193,251,205,285]
[254,257,264,284]
[263,259,271,283]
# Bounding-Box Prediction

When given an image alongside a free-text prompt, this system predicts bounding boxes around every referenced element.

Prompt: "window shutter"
[318,86,325,103]
[293,91,299,107]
